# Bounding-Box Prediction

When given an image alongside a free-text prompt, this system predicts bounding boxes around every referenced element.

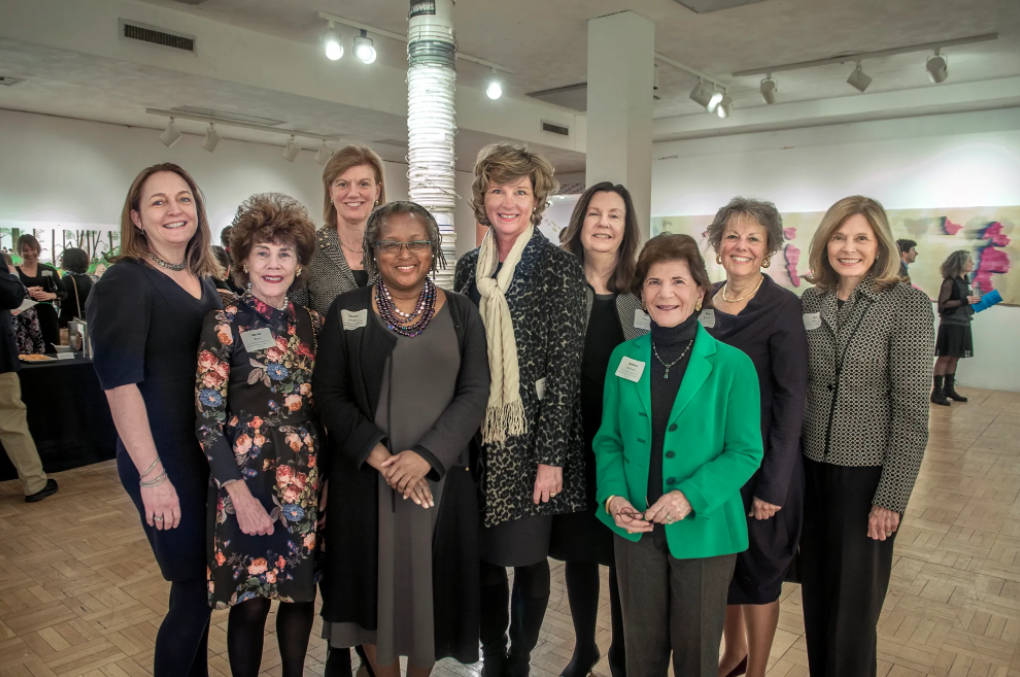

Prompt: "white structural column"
[585,12,655,241]
[407,0,458,288]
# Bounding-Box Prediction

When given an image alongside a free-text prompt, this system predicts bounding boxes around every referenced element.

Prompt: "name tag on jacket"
[615,356,645,382]
[803,312,821,330]
[341,309,368,330]
[240,328,276,352]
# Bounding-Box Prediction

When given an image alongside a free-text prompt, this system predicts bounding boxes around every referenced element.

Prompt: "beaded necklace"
[376,278,437,338]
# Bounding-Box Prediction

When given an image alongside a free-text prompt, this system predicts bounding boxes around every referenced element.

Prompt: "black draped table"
[0,354,117,482]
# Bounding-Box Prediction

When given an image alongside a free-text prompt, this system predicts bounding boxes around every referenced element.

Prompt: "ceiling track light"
[486,68,502,100]
[282,136,301,162]
[354,29,376,64]
[707,89,724,114]
[927,49,948,83]
[689,79,713,109]
[314,141,332,166]
[323,21,343,61]
[847,61,872,92]
[159,117,182,148]
[759,74,778,104]
[201,123,220,152]
[716,93,733,119]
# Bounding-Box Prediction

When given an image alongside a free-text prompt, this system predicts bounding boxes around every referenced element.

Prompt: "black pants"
[801,459,896,677]
[155,578,211,677]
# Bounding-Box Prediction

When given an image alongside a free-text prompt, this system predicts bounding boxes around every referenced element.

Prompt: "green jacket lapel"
[667,324,716,426]
[628,335,653,420]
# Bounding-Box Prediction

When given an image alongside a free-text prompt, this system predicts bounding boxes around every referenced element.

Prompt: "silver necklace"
[651,339,693,379]
[150,253,186,272]
[339,239,364,255]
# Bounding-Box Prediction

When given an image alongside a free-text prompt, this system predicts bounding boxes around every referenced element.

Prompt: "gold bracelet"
[605,495,618,516]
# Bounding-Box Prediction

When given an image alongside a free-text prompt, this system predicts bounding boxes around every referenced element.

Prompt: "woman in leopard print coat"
[455,143,586,677]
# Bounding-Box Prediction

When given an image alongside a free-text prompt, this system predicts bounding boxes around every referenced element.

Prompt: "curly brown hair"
[631,233,713,309]
[229,194,317,289]
[706,197,785,256]
[471,143,558,228]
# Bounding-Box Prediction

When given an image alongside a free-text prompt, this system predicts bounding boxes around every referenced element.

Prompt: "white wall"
[651,108,1020,392]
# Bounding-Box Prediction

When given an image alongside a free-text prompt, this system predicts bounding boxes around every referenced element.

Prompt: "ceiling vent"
[0,76,24,86]
[542,121,570,137]
[120,19,197,53]
[673,0,769,13]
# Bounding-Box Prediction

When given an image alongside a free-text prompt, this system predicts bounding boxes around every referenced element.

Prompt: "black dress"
[706,275,808,605]
[86,260,222,581]
[549,293,623,565]
[935,277,974,358]
[17,263,64,352]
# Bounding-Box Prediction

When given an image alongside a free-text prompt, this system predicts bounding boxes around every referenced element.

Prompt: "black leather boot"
[945,374,968,402]
[506,586,549,677]
[931,375,951,406]
[480,582,510,677]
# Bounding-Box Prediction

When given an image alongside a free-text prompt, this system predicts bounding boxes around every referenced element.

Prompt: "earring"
[715,254,722,265]
[695,299,703,312]
[296,267,302,277]
[243,264,249,273]
[374,200,379,206]
[330,198,334,204]
[762,256,772,269]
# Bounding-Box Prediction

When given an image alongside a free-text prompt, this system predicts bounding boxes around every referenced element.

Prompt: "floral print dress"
[195,293,323,609]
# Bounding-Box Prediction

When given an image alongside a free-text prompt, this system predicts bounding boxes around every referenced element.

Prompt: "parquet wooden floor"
[1,387,1018,677]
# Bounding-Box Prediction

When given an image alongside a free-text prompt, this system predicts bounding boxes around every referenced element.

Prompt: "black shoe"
[506,588,549,677]
[560,649,600,677]
[931,376,951,407]
[945,375,968,402]
[25,479,58,503]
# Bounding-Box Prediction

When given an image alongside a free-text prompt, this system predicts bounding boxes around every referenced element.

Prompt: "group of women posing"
[86,142,933,677]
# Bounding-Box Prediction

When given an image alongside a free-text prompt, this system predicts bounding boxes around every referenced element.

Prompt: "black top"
[17,263,66,304]
[938,277,974,325]
[352,269,370,288]
[648,314,699,508]
[0,271,26,374]
[59,273,93,327]
[86,260,222,580]
[581,294,624,502]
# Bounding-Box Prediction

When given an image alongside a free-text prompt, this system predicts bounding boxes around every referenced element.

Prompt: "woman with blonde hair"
[87,163,223,677]
[297,145,388,315]
[455,143,586,677]
[799,196,933,677]
[931,250,980,406]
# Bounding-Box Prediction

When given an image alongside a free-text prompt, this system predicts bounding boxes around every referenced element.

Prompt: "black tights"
[227,598,315,677]
[155,578,211,677]
[564,562,625,676]
[479,559,550,598]
[479,559,550,650]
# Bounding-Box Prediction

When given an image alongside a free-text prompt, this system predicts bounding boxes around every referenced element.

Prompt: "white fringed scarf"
[475,225,534,444]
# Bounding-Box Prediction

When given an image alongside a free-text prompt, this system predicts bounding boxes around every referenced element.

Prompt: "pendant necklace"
[651,339,693,379]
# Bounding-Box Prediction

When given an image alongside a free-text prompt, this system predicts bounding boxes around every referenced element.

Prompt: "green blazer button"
[668,423,678,432]
[666,477,677,485]
[665,451,675,459]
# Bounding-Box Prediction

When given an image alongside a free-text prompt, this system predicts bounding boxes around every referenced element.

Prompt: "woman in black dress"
[454,144,586,677]
[59,247,93,329]
[87,163,222,677]
[550,182,645,677]
[16,234,65,353]
[931,250,980,406]
[706,199,807,677]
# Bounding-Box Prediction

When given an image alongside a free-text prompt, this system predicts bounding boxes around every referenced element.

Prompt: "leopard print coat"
[455,232,587,528]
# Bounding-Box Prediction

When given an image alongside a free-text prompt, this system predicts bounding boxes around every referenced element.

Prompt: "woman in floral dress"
[195,193,321,677]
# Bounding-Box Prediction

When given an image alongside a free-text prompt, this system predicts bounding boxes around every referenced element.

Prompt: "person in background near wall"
[454,143,587,677]
[551,182,646,677]
[896,239,917,284]
[800,196,933,677]
[16,234,66,353]
[87,162,223,677]
[59,247,93,330]
[931,250,980,406]
[595,233,763,677]
[705,198,807,677]
[295,145,388,315]
[0,253,58,502]
[197,194,321,677]
[211,245,242,300]
[4,252,46,356]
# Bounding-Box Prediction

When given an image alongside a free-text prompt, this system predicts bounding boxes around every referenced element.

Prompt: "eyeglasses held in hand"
[375,240,432,254]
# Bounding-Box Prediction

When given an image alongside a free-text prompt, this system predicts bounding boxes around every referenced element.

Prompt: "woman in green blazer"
[593,233,763,677]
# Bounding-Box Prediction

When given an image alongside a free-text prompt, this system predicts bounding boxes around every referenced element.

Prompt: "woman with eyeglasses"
[315,201,490,677]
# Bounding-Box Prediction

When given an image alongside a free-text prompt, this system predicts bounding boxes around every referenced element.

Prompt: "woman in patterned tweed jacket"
[799,196,934,677]
[454,143,586,677]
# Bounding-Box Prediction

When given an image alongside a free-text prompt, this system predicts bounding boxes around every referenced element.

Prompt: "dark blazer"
[454,231,587,528]
[313,286,490,663]
[0,270,27,374]
[801,278,934,513]
[294,226,371,315]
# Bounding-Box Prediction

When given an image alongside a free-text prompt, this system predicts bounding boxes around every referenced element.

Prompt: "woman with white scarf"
[454,143,587,677]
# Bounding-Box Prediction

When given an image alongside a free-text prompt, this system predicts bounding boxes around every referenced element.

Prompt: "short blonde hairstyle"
[321,145,388,225]
[807,196,900,292]
[471,143,559,227]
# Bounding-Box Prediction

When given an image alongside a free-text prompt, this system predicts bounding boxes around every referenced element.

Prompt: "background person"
[800,196,933,677]
[551,181,645,677]
[454,143,587,677]
[16,234,65,352]
[595,233,763,677]
[896,238,917,283]
[931,250,980,406]
[59,247,93,330]
[87,162,223,677]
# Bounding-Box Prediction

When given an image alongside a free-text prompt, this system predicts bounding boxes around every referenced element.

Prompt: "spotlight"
[314,141,332,166]
[159,117,182,148]
[707,89,724,113]
[689,80,713,109]
[486,69,502,100]
[354,29,376,64]
[847,62,872,93]
[715,94,733,119]
[282,136,301,162]
[760,75,778,104]
[323,22,343,61]
[927,51,948,83]
[201,124,220,153]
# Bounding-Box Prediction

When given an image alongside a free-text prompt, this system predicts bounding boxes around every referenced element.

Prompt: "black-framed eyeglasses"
[375,240,432,254]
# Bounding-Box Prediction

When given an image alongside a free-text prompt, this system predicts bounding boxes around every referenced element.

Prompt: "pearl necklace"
[150,253,186,272]
[720,274,764,303]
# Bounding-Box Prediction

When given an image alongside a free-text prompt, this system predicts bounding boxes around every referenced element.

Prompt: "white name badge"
[341,309,368,331]
[633,308,651,331]
[699,308,716,328]
[615,356,646,382]
[803,312,822,331]
[535,377,547,401]
[41,270,53,277]
[240,328,277,352]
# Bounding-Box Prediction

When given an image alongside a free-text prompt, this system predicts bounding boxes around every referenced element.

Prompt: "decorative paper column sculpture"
[407,0,457,288]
